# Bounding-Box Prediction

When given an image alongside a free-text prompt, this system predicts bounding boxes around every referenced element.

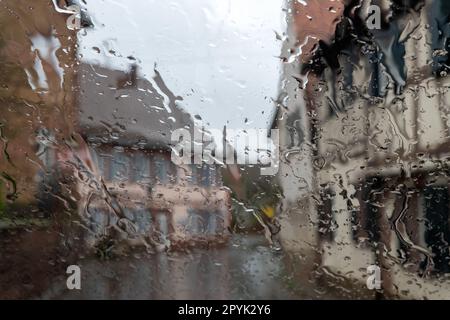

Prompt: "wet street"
[38,233,301,299]
[0,226,374,299]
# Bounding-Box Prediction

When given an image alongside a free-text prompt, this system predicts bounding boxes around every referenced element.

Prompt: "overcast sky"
[78,0,285,131]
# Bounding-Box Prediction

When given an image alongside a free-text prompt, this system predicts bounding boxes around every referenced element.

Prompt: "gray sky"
[79,0,285,130]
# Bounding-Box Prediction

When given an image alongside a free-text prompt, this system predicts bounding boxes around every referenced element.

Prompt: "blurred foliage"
[222,165,282,231]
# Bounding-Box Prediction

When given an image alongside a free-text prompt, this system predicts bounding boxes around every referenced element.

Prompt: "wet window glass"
[2,0,450,301]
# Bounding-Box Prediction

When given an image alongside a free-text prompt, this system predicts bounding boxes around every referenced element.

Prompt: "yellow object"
[261,205,275,219]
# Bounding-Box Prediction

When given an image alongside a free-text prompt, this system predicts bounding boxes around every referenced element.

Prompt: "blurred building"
[0,0,231,249]
[277,0,450,298]
[0,0,78,208]
[72,63,231,248]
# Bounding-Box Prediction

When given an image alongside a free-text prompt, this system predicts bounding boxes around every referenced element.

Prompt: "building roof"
[77,63,194,150]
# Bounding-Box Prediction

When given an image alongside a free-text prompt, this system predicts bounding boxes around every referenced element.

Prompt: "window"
[132,152,151,184]
[153,154,168,184]
[112,150,129,182]
[424,185,450,273]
